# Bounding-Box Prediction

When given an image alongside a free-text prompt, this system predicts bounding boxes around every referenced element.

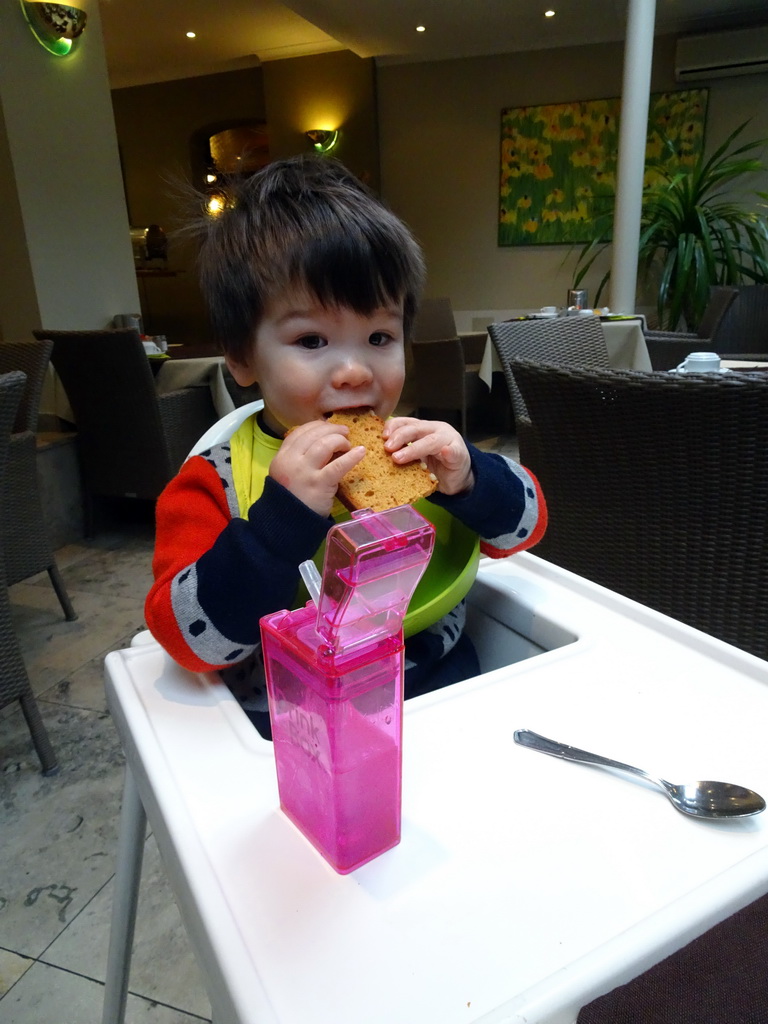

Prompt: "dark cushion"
[577,892,768,1024]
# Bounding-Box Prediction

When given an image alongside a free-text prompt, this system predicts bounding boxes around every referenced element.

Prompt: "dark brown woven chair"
[713,283,768,359]
[0,370,58,775]
[412,297,459,341]
[410,337,484,437]
[578,890,768,1023]
[487,316,611,469]
[644,285,739,369]
[509,358,768,661]
[0,341,76,620]
[33,328,218,533]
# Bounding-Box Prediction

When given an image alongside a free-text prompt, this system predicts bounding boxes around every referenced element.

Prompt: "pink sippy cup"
[260,505,435,873]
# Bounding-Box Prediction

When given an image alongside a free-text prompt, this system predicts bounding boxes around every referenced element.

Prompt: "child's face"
[226,291,406,435]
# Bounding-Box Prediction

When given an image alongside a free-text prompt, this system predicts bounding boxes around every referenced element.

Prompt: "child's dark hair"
[196,155,426,362]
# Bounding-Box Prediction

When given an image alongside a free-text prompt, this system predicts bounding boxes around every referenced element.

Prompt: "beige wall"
[377,37,768,326]
[109,39,768,343]
[111,53,379,345]
[0,0,138,341]
[262,50,380,189]
[111,68,265,344]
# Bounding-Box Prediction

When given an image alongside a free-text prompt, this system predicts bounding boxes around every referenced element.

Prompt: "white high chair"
[105,399,768,1021]
[187,399,264,459]
[102,546,768,1023]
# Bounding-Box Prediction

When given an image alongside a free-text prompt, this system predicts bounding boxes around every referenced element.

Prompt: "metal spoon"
[514,729,765,819]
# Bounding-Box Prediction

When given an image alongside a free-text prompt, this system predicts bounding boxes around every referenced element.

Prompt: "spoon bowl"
[514,729,766,819]
[664,780,765,818]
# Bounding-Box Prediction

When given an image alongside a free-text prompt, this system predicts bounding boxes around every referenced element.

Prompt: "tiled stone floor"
[0,427,518,1023]
[0,509,212,1023]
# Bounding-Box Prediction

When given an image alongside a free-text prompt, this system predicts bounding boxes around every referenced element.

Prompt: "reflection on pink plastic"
[315,506,435,655]
[260,506,435,873]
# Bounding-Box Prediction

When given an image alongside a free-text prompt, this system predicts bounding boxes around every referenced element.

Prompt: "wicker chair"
[487,316,611,469]
[33,328,218,533]
[412,297,459,341]
[0,341,76,620]
[712,284,768,359]
[643,286,739,369]
[509,358,768,661]
[410,337,484,436]
[0,371,58,774]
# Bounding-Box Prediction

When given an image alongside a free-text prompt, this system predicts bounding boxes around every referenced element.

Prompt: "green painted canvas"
[498,89,708,246]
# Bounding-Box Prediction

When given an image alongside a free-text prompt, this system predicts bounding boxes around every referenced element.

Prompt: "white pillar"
[0,0,139,338]
[610,0,657,314]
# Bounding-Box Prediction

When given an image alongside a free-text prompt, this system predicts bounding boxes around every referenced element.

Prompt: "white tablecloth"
[154,356,235,419]
[479,317,651,388]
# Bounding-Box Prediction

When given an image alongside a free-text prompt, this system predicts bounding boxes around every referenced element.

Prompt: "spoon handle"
[514,729,653,784]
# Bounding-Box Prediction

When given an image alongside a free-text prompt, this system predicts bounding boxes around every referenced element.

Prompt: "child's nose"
[331,356,373,388]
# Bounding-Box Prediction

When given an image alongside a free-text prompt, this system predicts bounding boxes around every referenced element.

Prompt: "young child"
[145,155,547,735]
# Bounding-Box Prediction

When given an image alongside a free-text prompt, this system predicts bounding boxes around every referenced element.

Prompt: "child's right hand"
[268,419,365,516]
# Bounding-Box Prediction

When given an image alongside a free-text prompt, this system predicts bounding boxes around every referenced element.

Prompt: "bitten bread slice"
[329,408,437,513]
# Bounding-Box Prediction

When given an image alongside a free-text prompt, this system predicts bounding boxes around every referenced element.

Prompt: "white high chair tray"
[104,552,768,1024]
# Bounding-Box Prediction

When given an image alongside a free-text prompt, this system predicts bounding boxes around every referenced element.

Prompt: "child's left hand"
[382,417,474,496]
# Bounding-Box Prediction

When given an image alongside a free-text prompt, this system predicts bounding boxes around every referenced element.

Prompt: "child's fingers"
[393,439,464,469]
[324,444,366,484]
[282,419,349,458]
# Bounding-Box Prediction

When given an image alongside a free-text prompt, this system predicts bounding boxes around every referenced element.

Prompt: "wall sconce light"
[305,129,339,154]
[20,1,87,56]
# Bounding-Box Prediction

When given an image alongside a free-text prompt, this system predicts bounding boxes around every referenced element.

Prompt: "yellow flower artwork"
[498,89,708,246]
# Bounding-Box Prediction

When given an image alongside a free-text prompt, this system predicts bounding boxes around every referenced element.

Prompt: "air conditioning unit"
[675,24,768,81]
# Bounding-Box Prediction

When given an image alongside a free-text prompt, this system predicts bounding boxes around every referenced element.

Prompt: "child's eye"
[369,332,392,347]
[297,335,327,349]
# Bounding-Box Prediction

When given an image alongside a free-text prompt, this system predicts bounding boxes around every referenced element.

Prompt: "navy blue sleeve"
[194,476,331,644]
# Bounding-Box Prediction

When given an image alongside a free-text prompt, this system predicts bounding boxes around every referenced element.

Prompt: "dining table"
[722,359,768,370]
[153,352,235,419]
[479,315,652,389]
[102,551,768,1024]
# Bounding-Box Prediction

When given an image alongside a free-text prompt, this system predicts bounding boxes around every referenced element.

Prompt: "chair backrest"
[34,328,173,499]
[459,332,487,365]
[0,371,27,552]
[409,337,482,437]
[697,286,739,340]
[0,340,53,433]
[411,338,466,407]
[488,316,611,424]
[508,358,768,660]
[712,284,768,356]
[0,372,26,469]
[188,399,264,458]
[412,297,457,341]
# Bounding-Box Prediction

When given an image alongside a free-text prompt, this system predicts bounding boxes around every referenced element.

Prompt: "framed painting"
[498,88,708,246]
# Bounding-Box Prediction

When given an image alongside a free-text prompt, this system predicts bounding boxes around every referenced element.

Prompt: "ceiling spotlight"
[186,31,196,38]
[544,9,555,16]
[416,25,426,32]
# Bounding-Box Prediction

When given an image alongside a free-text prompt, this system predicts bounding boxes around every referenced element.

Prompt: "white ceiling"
[99,0,768,89]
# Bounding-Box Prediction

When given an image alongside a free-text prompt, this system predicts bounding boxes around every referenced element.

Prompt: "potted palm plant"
[574,121,768,330]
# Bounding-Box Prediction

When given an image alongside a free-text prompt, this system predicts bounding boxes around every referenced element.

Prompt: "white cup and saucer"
[674,351,731,374]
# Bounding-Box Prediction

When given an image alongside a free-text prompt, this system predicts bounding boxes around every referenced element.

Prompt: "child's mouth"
[324,405,372,419]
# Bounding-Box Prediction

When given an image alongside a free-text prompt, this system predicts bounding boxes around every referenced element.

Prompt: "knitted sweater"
[145,418,547,675]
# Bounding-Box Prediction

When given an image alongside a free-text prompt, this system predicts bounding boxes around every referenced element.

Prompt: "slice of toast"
[328,408,437,513]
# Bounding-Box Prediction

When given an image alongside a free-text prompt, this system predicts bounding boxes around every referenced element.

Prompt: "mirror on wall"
[191,119,270,188]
